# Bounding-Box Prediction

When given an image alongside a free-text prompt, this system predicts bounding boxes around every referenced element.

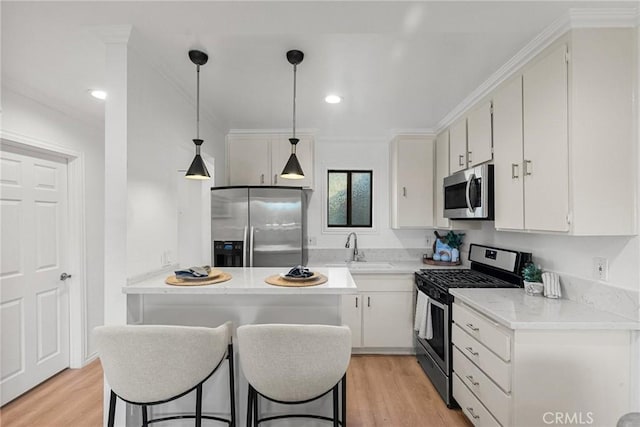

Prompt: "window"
[327,170,372,228]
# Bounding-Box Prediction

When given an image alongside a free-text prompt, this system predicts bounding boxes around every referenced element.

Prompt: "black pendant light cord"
[292,63,297,143]
[196,64,200,142]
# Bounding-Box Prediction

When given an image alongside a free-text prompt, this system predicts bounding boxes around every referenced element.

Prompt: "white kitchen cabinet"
[493,76,525,230]
[227,135,271,186]
[434,130,450,229]
[448,119,467,174]
[340,274,414,353]
[452,301,632,427]
[390,135,434,229]
[466,100,493,168]
[492,28,636,235]
[227,133,315,189]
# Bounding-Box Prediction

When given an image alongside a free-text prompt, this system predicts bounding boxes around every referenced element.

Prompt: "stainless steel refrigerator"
[211,186,308,267]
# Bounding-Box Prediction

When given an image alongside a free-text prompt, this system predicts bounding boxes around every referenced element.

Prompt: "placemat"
[165,271,232,286]
[265,272,328,287]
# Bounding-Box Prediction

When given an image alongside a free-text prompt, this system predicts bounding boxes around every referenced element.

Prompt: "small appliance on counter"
[414,243,531,408]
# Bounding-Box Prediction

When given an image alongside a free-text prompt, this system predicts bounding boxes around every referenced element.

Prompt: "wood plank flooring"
[1,355,472,427]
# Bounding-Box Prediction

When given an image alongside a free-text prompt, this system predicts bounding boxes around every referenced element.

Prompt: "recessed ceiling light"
[325,95,342,104]
[89,89,107,100]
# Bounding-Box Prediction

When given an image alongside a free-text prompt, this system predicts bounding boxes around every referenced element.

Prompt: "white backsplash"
[308,248,426,264]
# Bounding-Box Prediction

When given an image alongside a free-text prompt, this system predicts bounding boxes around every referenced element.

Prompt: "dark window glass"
[327,170,373,228]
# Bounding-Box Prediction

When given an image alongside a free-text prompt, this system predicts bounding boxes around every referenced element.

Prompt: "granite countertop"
[450,288,640,331]
[124,267,357,295]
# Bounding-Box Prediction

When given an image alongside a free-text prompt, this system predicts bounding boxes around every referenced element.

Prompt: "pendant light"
[185,49,210,180]
[280,49,305,180]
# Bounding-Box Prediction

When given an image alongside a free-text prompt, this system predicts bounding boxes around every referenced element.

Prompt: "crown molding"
[389,128,436,138]
[317,136,388,144]
[436,7,638,133]
[227,128,318,136]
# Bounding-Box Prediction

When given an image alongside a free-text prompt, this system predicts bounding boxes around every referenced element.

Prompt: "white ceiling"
[2,1,636,138]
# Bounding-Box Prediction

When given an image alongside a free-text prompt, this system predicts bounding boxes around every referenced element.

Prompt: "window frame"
[326,169,373,228]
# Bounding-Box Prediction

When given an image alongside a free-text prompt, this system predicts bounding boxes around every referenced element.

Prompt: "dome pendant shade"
[185,139,210,180]
[185,49,211,180]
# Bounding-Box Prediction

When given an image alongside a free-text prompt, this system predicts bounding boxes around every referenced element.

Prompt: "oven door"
[416,295,449,374]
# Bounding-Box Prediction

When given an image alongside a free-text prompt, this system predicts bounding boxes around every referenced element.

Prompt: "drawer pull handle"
[465,346,479,356]
[465,323,479,332]
[465,375,479,386]
[466,407,480,420]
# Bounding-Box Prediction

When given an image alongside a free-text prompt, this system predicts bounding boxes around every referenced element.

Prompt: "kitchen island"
[122,267,357,427]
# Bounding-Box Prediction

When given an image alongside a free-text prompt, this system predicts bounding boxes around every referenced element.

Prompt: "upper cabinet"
[434,130,450,229]
[448,119,467,174]
[466,100,493,168]
[390,135,434,229]
[448,101,494,174]
[492,28,636,235]
[227,133,315,189]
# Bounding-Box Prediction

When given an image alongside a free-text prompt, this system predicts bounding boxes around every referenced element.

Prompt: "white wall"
[308,137,434,251]
[125,48,225,277]
[1,86,105,361]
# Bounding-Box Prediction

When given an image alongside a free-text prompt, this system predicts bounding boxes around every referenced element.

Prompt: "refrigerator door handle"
[249,226,255,267]
[242,226,248,267]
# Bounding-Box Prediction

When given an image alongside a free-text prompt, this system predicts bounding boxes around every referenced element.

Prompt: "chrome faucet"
[345,232,358,262]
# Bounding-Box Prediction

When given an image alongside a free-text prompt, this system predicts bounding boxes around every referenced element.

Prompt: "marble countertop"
[450,288,640,330]
[123,267,357,295]
[307,260,466,275]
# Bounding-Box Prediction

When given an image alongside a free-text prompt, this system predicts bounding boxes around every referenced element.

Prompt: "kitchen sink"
[325,262,394,270]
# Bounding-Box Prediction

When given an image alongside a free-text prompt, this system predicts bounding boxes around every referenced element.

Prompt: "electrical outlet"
[593,257,609,281]
[308,236,317,246]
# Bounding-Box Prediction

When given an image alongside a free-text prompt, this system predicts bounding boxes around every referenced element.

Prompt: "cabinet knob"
[402,186,407,197]
[524,160,533,176]
[355,297,358,308]
[367,296,371,307]
[260,174,265,184]
[458,154,465,167]
[274,174,278,184]
[467,151,472,163]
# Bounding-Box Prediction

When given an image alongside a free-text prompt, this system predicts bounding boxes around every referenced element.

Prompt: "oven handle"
[465,173,476,213]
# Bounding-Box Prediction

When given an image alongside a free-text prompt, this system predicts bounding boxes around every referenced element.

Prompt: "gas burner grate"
[417,269,517,289]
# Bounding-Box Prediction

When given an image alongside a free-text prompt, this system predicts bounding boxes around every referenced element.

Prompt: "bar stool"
[94,322,236,427]
[237,324,351,427]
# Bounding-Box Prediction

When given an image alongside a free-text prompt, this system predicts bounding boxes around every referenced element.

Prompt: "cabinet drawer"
[452,325,511,392]
[453,303,511,362]
[453,374,502,427]
[453,346,511,426]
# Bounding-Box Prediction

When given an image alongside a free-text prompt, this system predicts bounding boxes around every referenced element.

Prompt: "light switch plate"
[593,257,609,281]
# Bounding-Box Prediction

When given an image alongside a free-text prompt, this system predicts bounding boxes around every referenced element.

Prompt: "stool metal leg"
[228,343,236,427]
[246,385,253,427]
[196,384,203,427]
[333,384,339,427]
[142,404,148,427]
[253,387,258,426]
[341,374,347,427]
[108,391,117,427]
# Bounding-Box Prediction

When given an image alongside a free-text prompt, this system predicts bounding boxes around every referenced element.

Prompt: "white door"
[272,136,314,189]
[227,136,271,186]
[449,118,467,173]
[466,100,493,167]
[1,148,70,405]
[434,130,450,229]
[362,292,414,348]
[340,294,362,348]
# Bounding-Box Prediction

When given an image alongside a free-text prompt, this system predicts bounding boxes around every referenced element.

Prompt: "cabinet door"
[449,119,467,173]
[467,100,493,167]
[341,294,362,348]
[228,136,271,185]
[434,130,450,229]
[493,76,525,230]
[362,292,414,348]
[272,136,314,189]
[393,138,434,228]
[523,44,569,232]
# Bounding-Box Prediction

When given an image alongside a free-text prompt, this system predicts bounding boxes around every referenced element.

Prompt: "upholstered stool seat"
[237,324,351,426]
[94,322,236,427]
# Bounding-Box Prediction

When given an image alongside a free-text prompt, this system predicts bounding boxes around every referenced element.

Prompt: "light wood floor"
[1,355,472,427]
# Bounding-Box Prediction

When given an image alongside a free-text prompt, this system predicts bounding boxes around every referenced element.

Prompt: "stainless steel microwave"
[443,164,494,220]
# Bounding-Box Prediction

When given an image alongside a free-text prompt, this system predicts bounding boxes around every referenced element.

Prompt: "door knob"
[60,272,72,281]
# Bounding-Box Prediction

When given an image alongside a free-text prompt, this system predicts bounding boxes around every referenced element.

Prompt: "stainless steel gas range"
[414,244,531,408]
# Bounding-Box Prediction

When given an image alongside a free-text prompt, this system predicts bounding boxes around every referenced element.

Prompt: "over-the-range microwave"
[443,164,494,220]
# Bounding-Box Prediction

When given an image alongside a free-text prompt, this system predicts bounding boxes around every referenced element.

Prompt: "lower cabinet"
[341,274,414,352]
[452,302,632,427]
